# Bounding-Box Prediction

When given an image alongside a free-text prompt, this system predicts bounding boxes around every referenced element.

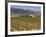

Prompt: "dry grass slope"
[10,15,41,31]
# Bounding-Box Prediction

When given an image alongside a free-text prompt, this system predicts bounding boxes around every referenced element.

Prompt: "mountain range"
[11,8,41,16]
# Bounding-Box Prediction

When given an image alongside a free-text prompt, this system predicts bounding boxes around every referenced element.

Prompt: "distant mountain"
[11,8,41,16]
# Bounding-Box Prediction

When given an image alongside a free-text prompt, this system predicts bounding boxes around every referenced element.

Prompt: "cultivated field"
[10,15,41,31]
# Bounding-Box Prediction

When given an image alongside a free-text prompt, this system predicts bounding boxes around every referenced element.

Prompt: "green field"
[11,15,41,31]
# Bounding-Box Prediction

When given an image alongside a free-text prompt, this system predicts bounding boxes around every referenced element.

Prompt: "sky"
[11,5,41,12]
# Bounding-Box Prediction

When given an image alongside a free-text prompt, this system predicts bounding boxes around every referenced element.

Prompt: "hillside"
[11,15,41,31]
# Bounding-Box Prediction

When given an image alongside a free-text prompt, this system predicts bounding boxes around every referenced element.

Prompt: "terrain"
[10,8,41,31]
[11,15,41,31]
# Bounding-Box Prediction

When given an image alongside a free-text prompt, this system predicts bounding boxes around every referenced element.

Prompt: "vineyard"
[10,15,41,31]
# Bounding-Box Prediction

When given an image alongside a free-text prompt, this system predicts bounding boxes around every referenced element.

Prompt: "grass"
[10,15,41,31]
